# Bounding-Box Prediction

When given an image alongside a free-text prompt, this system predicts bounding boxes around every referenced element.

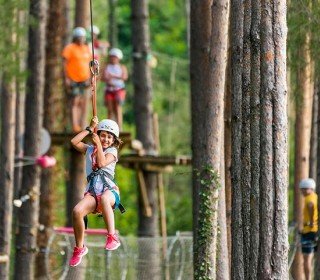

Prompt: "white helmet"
[92,25,100,35]
[72,27,86,38]
[109,48,123,60]
[97,119,119,137]
[299,178,316,190]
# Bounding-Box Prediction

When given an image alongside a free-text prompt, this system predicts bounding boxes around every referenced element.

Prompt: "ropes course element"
[45,228,193,280]
[88,0,99,128]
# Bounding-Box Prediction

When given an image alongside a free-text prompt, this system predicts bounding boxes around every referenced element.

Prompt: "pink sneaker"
[69,246,88,267]
[105,233,121,250]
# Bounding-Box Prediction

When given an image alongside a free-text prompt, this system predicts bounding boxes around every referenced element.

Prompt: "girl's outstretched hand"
[90,116,99,129]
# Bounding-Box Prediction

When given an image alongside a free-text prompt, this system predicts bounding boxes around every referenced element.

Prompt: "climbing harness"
[86,168,126,214]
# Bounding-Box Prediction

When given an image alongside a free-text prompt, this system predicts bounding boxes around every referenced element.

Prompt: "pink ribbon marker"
[36,155,56,168]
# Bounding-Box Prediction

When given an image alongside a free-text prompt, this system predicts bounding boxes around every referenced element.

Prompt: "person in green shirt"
[300,178,318,280]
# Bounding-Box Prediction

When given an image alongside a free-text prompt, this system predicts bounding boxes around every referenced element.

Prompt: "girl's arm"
[70,130,90,154]
[92,134,116,167]
[71,116,98,153]
[121,65,128,81]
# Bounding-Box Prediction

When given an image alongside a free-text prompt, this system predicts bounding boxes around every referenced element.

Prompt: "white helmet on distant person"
[97,119,120,137]
[72,27,86,38]
[92,25,100,35]
[109,48,123,60]
[299,178,316,190]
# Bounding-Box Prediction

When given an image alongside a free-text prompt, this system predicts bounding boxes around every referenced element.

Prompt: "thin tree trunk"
[191,0,229,278]
[131,1,159,279]
[217,121,230,280]
[292,32,314,280]
[36,0,66,278]
[272,0,288,276]
[224,46,232,273]
[14,8,28,199]
[230,0,244,278]
[249,0,260,278]
[0,75,17,278]
[315,79,320,279]
[241,1,251,278]
[75,0,90,28]
[14,0,47,278]
[258,0,275,278]
[108,0,118,47]
[66,1,91,227]
[0,5,20,278]
[309,83,318,179]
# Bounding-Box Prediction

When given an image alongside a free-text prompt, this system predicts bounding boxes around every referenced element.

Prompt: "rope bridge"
[46,228,193,280]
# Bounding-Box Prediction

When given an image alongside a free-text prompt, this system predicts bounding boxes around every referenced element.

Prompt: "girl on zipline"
[102,48,128,131]
[69,116,122,267]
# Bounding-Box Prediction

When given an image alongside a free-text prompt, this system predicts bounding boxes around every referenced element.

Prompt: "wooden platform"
[119,154,191,172]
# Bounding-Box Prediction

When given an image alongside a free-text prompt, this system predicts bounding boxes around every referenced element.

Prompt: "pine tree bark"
[309,83,318,179]
[191,0,229,278]
[36,0,66,278]
[66,0,91,227]
[0,3,18,278]
[217,125,230,280]
[315,79,320,278]
[292,32,314,280]
[258,1,275,278]
[131,1,159,279]
[230,0,245,278]
[0,77,17,279]
[75,0,90,28]
[241,1,251,278]
[108,0,118,47]
[14,0,47,279]
[249,0,260,278]
[14,9,27,199]
[272,0,288,277]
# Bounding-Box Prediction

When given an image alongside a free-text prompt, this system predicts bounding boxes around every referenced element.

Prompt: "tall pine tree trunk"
[191,0,229,278]
[0,15,17,274]
[75,0,89,28]
[249,0,260,277]
[272,0,288,276]
[66,0,90,227]
[230,0,288,278]
[0,2,19,277]
[14,0,47,278]
[108,0,118,47]
[131,1,159,279]
[35,0,66,278]
[230,0,245,277]
[292,32,314,280]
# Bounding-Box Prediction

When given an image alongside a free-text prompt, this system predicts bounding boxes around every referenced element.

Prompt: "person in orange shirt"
[299,178,318,280]
[62,27,91,132]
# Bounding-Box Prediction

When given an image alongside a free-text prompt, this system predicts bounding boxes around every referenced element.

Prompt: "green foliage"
[0,0,28,82]
[194,165,220,278]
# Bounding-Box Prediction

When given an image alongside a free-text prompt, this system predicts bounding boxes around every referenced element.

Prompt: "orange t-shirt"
[62,43,91,82]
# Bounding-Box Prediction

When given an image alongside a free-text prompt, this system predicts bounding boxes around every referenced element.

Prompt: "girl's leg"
[100,190,116,234]
[72,195,96,248]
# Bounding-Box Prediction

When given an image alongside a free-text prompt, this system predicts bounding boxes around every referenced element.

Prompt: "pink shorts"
[104,88,126,105]
[84,187,120,214]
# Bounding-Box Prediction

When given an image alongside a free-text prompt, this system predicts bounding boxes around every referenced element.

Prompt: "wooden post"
[136,168,152,217]
[153,113,169,279]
